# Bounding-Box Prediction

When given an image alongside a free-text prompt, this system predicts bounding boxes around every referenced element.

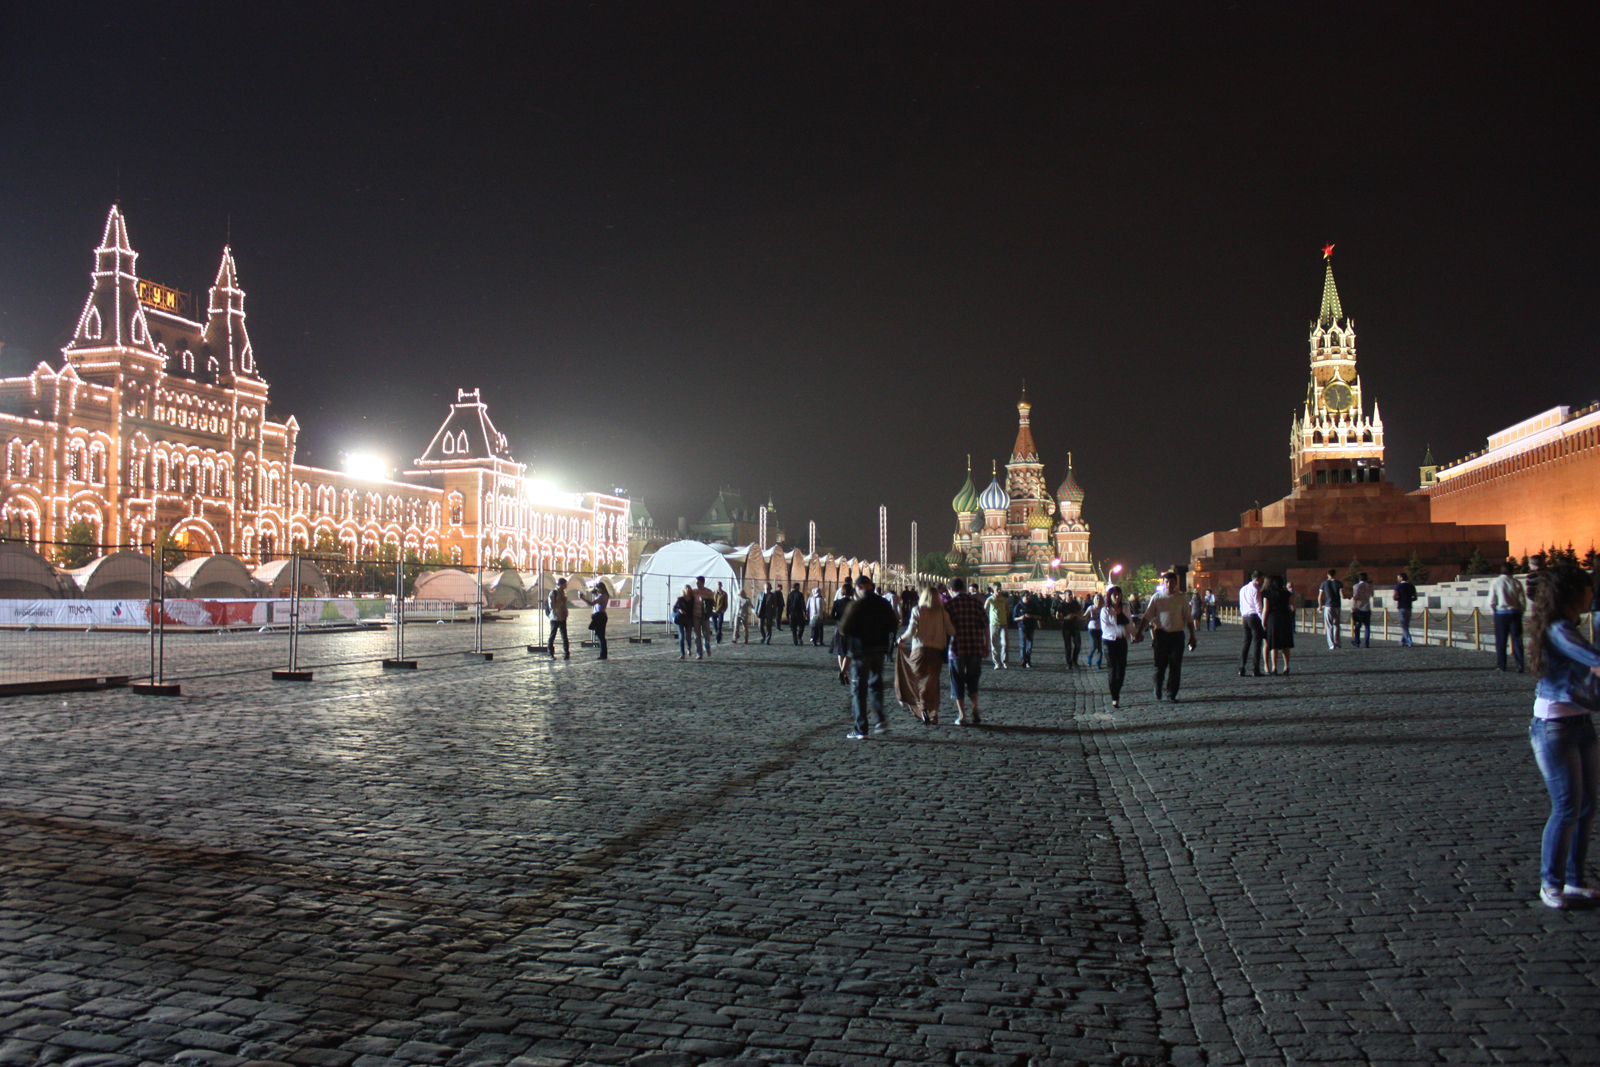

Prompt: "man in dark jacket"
[786,583,808,645]
[836,575,900,739]
[757,584,782,644]
[1393,574,1418,647]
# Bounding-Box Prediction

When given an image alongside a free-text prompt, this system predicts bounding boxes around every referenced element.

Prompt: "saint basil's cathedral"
[946,390,1096,593]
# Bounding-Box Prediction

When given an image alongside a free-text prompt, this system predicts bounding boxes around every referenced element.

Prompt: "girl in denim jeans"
[1528,564,1600,909]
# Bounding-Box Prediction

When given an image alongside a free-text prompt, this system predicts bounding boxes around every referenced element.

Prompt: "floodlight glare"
[344,453,388,481]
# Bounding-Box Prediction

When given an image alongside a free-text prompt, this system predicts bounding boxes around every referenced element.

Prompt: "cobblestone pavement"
[1,626,1596,1065]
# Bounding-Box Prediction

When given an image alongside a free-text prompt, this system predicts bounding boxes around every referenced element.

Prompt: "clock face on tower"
[1322,381,1353,413]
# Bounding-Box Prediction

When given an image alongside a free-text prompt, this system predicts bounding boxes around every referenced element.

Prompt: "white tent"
[167,554,254,598]
[65,551,173,599]
[634,541,740,622]
[0,542,72,599]
[412,567,483,605]
[252,558,332,598]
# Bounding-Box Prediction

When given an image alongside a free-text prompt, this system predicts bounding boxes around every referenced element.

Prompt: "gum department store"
[0,207,629,570]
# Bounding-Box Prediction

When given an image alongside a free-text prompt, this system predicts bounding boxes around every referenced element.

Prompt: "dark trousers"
[1351,609,1371,647]
[713,611,724,642]
[849,651,887,734]
[791,616,805,644]
[591,614,608,658]
[1495,610,1525,671]
[1152,629,1185,698]
[1017,622,1035,666]
[547,618,569,657]
[1062,626,1081,668]
[760,617,775,643]
[1104,637,1128,700]
[1240,615,1264,674]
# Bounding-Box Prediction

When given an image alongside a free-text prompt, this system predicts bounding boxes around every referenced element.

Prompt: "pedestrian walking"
[1099,586,1133,707]
[757,583,781,644]
[1188,588,1205,637]
[1491,560,1529,672]
[1318,568,1343,650]
[575,581,610,659]
[897,585,953,724]
[1085,592,1105,668]
[836,575,900,740]
[546,576,571,659]
[1350,572,1373,648]
[1527,562,1600,909]
[1204,588,1218,631]
[1013,592,1040,668]
[693,576,716,657]
[985,585,1011,668]
[673,584,696,659]
[1238,571,1265,676]
[713,582,729,643]
[787,582,807,645]
[1059,594,1084,671]
[1138,573,1197,702]
[732,586,753,643]
[1393,573,1418,647]
[1262,574,1295,675]
[807,586,826,645]
[943,576,989,725]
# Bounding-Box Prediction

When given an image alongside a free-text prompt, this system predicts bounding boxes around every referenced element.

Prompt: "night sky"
[1,5,1594,568]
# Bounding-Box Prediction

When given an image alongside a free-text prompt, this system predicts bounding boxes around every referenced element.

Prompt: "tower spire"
[1319,246,1344,328]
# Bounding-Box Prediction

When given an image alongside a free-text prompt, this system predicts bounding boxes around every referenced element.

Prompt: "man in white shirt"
[1238,571,1264,677]
[1138,572,1198,702]
[1349,572,1373,648]
[984,586,1011,669]
[1488,560,1528,672]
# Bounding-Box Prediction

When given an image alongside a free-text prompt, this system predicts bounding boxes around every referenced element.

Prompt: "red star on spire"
[1322,243,1335,259]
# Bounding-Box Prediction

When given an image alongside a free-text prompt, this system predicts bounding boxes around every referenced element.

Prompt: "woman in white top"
[1086,593,1105,668]
[1099,586,1132,707]
[898,586,953,724]
[806,586,826,646]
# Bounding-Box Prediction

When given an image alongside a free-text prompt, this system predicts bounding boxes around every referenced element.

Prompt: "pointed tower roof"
[951,455,979,513]
[1423,444,1435,466]
[1010,386,1038,462]
[1318,252,1345,328]
[415,389,517,466]
[201,245,260,381]
[64,205,157,358]
[1055,452,1085,503]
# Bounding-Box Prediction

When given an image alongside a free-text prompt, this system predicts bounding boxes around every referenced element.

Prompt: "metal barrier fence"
[1215,604,1597,649]
[0,535,640,695]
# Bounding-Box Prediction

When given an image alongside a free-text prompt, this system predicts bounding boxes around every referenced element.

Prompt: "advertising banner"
[0,600,151,627]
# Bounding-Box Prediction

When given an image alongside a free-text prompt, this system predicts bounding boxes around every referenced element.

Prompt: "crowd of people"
[548,558,1600,912]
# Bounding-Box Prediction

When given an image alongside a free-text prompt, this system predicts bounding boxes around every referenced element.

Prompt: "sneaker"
[1541,885,1569,910]
[845,731,867,740]
[1564,884,1600,902]
[871,723,888,735]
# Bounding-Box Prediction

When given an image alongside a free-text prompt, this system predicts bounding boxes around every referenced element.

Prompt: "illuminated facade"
[0,207,628,571]
[945,390,1094,591]
[1290,248,1386,488]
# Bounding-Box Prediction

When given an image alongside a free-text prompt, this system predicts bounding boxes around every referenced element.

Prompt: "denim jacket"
[1536,619,1600,709]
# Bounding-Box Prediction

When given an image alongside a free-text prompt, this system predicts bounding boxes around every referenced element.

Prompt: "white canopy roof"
[635,540,741,622]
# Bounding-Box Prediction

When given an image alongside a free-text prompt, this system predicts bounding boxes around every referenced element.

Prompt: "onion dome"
[977,474,1010,512]
[1027,504,1053,530]
[951,457,979,514]
[945,545,966,566]
[968,513,986,535]
[1055,451,1085,504]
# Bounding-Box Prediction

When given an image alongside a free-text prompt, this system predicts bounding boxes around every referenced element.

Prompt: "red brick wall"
[1424,437,1600,559]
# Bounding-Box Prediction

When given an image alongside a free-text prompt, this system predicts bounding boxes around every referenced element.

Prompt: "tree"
[56,520,96,568]
[1464,546,1494,576]
[1343,557,1364,588]
[1404,550,1430,586]
[1126,563,1160,598]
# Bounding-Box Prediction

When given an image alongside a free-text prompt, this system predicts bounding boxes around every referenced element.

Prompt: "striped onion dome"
[977,476,1010,512]
[1056,457,1085,505]
[951,470,979,513]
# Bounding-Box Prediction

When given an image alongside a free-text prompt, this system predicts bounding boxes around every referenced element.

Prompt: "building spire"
[1319,246,1344,328]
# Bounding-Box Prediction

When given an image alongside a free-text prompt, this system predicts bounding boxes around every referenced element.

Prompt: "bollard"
[1474,608,1481,651]
[1445,608,1453,649]
[1423,609,1430,646]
